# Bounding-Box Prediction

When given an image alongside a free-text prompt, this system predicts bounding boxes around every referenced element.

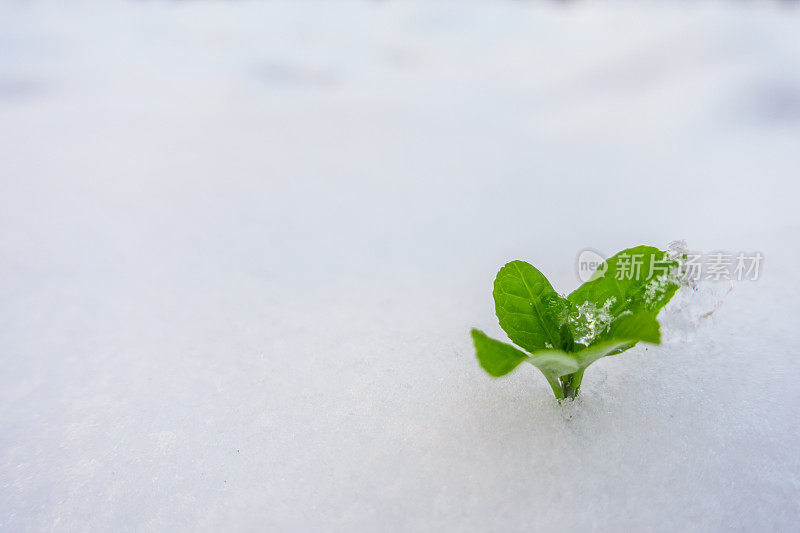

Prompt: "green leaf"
[573,340,641,368]
[470,329,530,377]
[604,311,660,344]
[471,329,579,398]
[493,261,567,353]
[572,313,661,367]
[568,245,679,316]
[526,349,581,378]
[528,349,582,399]
[564,246,678,350]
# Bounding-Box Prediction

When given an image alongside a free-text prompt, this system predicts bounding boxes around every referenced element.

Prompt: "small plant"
[471,245,682,400]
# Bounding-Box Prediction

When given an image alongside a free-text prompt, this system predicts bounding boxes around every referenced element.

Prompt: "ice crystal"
[564,298,616,346]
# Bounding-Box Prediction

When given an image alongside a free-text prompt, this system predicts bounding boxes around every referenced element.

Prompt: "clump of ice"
[658,240,734,343]
[563,298,616,346]
[659,279,734,343]
[667,239,690,261]
[644,241,687,309]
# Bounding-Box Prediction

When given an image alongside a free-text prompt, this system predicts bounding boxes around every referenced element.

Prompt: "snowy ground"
[2,1,800,531]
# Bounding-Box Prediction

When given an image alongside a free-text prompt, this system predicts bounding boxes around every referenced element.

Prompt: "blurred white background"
[1,1,799,530]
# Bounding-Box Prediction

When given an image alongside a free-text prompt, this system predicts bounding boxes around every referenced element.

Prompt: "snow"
[2,0,800,530]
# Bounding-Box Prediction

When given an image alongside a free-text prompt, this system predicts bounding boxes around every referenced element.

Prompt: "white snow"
[2,1,800,530]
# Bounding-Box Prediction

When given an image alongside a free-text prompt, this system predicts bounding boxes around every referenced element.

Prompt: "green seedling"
[471,245,682,400]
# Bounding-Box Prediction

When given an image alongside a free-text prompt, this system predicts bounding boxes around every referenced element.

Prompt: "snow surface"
[2,1,800,530]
